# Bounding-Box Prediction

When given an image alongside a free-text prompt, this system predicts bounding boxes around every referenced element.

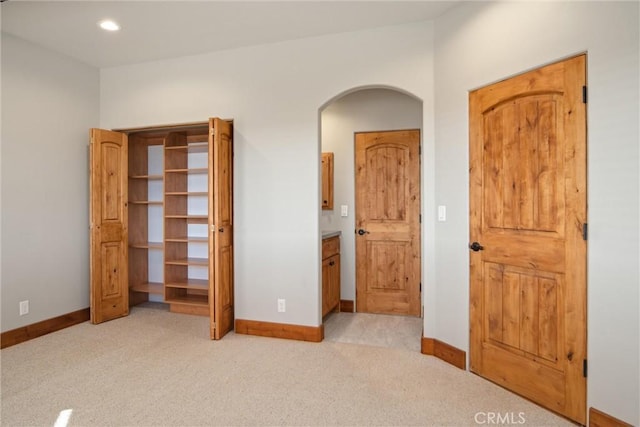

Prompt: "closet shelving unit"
[90,118,234,340]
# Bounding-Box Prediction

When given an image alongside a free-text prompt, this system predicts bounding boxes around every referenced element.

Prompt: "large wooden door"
[90,129,129,324]
[209,118,234,340]
[469,55,587,423]
[355,130,421,316]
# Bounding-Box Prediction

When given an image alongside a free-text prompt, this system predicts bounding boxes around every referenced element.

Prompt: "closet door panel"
[90,129,129,324]
[209,118,234,340]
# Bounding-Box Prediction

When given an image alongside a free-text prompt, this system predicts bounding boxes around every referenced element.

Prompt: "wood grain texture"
[235,319,323,343]
[90,128,129,324]
[340,300,354,313]
[210,118,235,340]
[322,236,341,317]
[469,55,587,424]
[127,135,151,296]
[421,337,435,355]
[1,308,90,349]
[421,337,466,370]
[321,152,334,210]
[169,303,209,317]
[163,133,192,308]
[589,408,633,427]
[322,236,340,259]
[355,129,421,316]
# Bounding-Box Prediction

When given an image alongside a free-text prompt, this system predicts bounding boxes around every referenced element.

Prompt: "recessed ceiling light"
[98,20,120,32]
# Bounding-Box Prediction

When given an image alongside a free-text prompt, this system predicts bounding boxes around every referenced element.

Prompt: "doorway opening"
[319,87,423,349]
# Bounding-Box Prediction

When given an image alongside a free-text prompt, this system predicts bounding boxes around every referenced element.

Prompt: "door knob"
[469,241,484,252]
[357,229,369,236]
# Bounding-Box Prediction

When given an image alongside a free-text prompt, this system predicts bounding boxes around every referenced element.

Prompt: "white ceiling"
[1,1,461,68]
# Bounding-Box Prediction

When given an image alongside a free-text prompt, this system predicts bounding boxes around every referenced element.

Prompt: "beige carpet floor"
[323,312,423,352]
[1,304,574,426]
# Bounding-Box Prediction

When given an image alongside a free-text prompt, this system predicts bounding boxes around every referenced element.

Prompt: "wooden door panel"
[367,240,408,291]
[321,152,334,210]
[101,242,124,297]
[90,129,129,324]
[366,145,408,221]
[481,343,565,412]
[482,234,565,272]
[209,118,234,340]
[330,255,340,311]
[101,144,125,221]
[470,55,586,423]
[216,245,234,335]
[484,95,564,233]
[322,258,331,316]
[98,241,127,318]
[355,130,420,316]
[483,263,562,366]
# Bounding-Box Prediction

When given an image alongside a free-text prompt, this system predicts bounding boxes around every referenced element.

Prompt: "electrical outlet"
[19,300,29,316]
[277,298,286,313]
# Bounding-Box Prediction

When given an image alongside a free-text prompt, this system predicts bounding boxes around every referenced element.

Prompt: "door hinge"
[419,282,422,292]
[582,223,588,241]
[419,214,422,223]
[583,359,587,377]
[419,145,422,155]
[582,86,587,104]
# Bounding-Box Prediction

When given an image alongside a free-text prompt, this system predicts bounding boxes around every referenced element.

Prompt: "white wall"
[100,22,436,327]
[320,88,423,304]
[433,2,639,424]
[1,34,99,331]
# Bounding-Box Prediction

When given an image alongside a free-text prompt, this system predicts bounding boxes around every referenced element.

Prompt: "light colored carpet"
[1,304,574,426]
[324,312,423,352]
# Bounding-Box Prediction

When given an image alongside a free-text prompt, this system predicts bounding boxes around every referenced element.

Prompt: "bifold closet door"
[89,129,129,324]
[209,118,234,340]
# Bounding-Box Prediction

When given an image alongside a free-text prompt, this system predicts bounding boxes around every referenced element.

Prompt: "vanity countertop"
[322,230,341,240]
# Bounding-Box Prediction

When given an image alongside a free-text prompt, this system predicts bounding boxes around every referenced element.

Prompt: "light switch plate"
[438,205,446,222]
[341,205,348,217]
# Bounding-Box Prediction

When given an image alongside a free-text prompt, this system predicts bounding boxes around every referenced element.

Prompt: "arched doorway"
[319,87,424,350]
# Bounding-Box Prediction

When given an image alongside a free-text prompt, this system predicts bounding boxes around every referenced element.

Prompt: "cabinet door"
[329,255,340,311]
[322,257,331,316]
[322,254,340,317]
[89,129,129,324]
[321,152,334,210]
[209,118,234,340]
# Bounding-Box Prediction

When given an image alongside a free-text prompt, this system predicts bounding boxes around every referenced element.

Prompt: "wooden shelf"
[165,279,208,290]
[165,236,208,243]
[164,142,208,153]
[164,168,208,174]
[130,242,163,249]
[131,282,164,295]
[166,294,208,306]
[129,174,163,180]
[164,192,208,196]
[129,200,163,205]
[164,216,208,225]
[165,257,208,266]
